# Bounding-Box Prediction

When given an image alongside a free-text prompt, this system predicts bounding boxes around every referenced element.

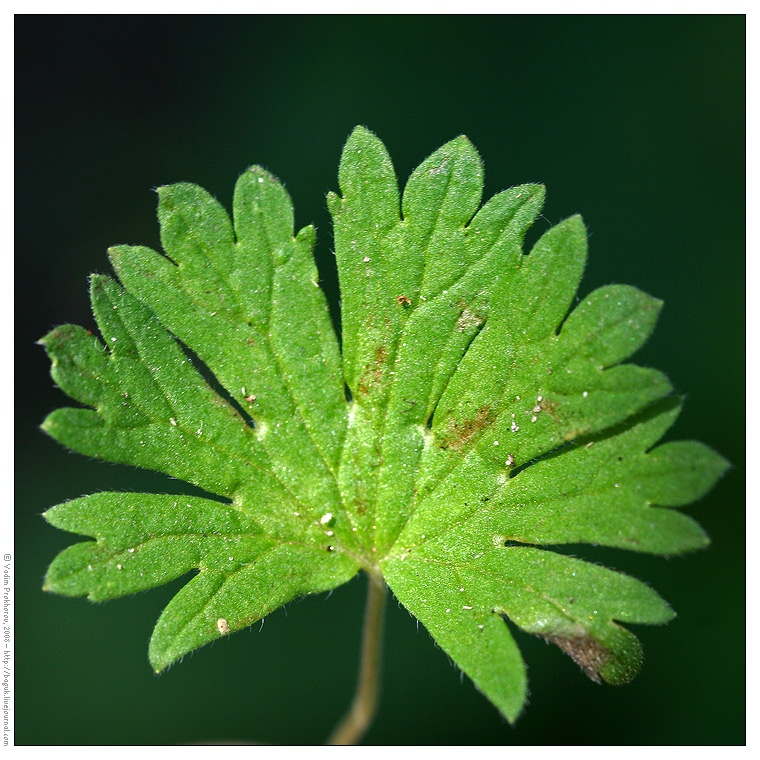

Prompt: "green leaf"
[41,126,728,722]
[43,493,356,671]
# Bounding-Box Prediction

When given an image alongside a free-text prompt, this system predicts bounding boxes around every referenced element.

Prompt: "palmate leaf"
[41,126,727,723]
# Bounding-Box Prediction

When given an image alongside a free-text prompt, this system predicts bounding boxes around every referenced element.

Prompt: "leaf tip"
[326,190,342,216]
[448,133,477,152]
[243,163,274,179]
[342,125,391,163]
[148,640,171,674]
[106,244,125,264]
[36,331,53,347]
[107,245,137,281]
[564,212,587,233]
[713,450,733,478]
[521,182,546,200]
[155,181,201,213]
[501,699,527,725]
[348,124,376,140]
[88,272,113,293]
[343,125,377,151]
[509,182,547,217]
[295,224,316,248]
[39,413,55,436]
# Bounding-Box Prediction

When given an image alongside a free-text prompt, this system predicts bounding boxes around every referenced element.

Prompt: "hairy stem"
[326,570,387,745]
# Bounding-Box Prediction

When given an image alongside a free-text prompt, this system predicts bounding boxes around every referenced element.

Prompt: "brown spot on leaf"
[356,343,388,396]
[537,396,561,422]
[374,344,387,382]
[439,404,493,450]
[542,632,610,683]
[396,294,412,307]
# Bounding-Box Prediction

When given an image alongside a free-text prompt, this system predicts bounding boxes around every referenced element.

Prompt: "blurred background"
[15,14,744,746]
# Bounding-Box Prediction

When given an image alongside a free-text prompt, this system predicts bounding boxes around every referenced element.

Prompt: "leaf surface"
[42,126,727,720]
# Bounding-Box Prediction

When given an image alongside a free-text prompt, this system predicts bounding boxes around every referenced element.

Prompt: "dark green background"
[16,15,744,745]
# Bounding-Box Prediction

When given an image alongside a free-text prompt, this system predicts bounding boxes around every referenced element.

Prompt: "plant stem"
[326,570,388,745]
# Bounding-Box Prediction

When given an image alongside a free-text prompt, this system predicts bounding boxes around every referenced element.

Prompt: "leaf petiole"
[327,570,387,745]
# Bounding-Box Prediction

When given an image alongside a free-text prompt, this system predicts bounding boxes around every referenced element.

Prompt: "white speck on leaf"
[217,618,230,635]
